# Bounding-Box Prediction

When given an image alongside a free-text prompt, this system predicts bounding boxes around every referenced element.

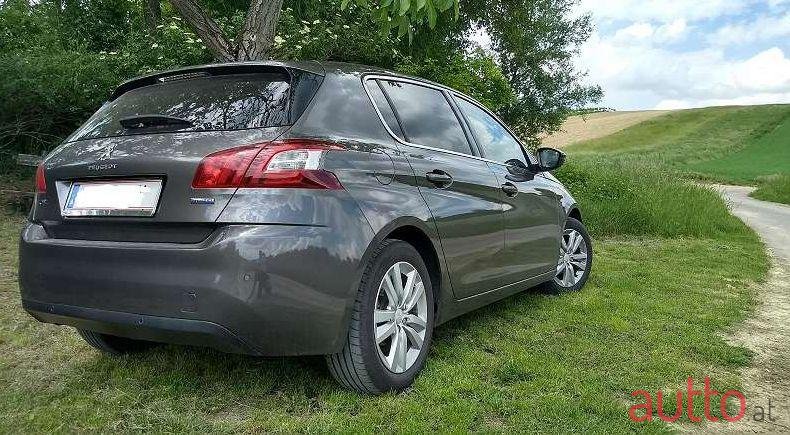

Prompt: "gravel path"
[707,185,790,433]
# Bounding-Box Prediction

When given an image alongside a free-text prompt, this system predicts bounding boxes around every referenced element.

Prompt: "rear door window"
[365,80,405,140]
[71,72,314,141]
[379,80,472,155]
[455,97,527,165]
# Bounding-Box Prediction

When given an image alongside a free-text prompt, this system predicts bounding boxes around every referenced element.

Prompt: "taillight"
[192,140,343,190]
[35,164,46,193]
[191,145,260,188]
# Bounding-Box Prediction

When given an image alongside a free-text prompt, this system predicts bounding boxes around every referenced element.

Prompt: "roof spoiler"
[110,61,324,101]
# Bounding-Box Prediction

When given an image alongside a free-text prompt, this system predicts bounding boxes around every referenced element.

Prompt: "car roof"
[316,61,453,91]
[110,60,449,100]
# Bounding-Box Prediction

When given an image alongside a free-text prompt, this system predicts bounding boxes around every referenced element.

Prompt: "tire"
[77,329,156,356]
[326,239,435,394]
[539,217,593,295]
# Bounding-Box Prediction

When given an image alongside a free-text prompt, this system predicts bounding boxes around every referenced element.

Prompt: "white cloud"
[708,13,790,46]
[613,19,689,44]
[579,28,790,109]
[578,0,754,23]
[733,48,790,91]
[614,22,654,40]
[576,1,790,110]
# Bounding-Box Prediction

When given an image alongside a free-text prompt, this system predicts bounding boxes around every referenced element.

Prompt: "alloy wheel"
[554,228,588,287]
[374,261,429,373]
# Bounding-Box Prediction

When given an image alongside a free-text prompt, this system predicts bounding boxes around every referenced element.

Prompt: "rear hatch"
[33,64,324,243]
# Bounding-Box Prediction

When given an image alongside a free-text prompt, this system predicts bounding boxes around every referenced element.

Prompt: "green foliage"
[271,2,402,67]
[465,0,603,147]
[0,0,211,164]
[341,0,459,41]
[0,0,598,164]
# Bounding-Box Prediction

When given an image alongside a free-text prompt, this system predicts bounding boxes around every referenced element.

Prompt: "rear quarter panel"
[284,69,458,323]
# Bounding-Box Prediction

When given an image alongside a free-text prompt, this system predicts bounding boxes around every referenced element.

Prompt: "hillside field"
[557,104,790,204]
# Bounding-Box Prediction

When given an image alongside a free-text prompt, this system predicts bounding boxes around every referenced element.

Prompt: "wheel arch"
[385,225,443,313]
[568,206,583,223]
[358,217,450,322]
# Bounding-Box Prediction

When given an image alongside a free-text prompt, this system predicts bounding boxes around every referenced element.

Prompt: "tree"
[169,0,460,61]
[144,0,161,32]
[0,0,600,160]
[465,0,603,147]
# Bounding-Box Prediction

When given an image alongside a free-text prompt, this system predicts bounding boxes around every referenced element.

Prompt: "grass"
[750,174,790,205]
[0,104,782,431]
[556,161,751,238]
[565,104,790,185]
[0,162,770,431]
[685,112,790,184]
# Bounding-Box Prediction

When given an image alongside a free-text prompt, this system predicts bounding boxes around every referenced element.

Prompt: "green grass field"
[0,159,769,431]
[566,104,790,204]
[2,103,785,432]
[686,111,790,184]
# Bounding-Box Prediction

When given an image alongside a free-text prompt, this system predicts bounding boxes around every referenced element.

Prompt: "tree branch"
[236,0,284,61]
[169,0,235,61]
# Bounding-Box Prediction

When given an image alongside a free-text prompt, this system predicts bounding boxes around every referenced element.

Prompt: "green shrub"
[0,0,209,161]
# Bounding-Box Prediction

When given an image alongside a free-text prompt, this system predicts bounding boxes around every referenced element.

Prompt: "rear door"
[453,95,562,282]
[370,78,509,299]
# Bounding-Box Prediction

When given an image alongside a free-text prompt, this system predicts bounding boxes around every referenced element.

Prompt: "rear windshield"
[70,71,321,141]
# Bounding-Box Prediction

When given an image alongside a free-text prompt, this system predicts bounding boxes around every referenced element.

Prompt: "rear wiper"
[119,114,194,130]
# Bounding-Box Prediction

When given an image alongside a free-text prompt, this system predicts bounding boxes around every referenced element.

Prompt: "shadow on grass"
[58,285,548,401]
[1,236,768,432]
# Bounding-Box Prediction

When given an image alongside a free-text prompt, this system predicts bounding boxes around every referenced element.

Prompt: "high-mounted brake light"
[192,140,343,190]
[35,164,47,193]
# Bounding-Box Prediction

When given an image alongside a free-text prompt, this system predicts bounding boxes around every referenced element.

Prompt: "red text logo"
[629,377,746,423]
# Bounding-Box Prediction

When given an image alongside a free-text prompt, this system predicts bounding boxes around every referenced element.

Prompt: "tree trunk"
[236,0,284,60]
[170,0,282,61]
[170,0,235,61]
[145,0,161,33]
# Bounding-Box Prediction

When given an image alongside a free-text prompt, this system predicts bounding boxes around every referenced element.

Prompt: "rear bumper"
[19,220,374,356]
[23,299,258,354]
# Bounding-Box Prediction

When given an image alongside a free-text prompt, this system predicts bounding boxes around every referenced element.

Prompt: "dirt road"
[709,185,790,432]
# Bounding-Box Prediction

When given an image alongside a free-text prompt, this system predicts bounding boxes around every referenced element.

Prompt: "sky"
[574,0,790,110]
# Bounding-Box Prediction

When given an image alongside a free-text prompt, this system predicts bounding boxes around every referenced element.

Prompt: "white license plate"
[62,179,163,217]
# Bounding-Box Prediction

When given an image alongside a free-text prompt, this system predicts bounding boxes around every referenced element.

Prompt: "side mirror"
[536,147,566,172]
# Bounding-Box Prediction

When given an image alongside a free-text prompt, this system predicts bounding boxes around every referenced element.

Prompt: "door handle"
[425,170,453,187]
[501,182,519,197]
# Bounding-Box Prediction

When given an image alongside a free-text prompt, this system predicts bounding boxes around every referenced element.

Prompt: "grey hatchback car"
[19,61,592,393]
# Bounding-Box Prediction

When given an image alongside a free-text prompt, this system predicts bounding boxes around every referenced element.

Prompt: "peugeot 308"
[19,61,592,393]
